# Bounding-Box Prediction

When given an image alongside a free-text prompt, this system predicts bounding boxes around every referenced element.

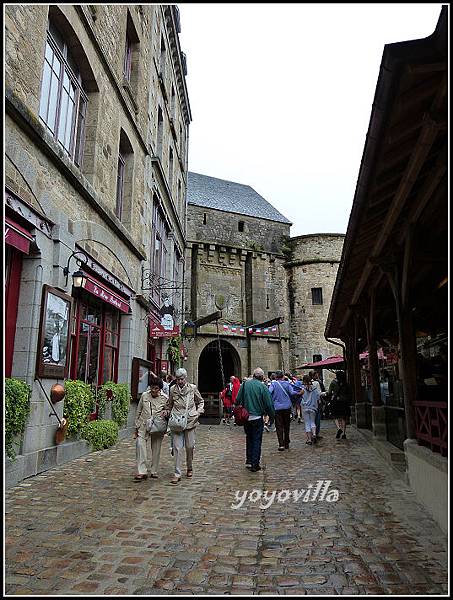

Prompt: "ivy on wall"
[5,378,31,460]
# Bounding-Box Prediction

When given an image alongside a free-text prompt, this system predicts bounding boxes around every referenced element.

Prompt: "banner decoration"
[222,324,278,335]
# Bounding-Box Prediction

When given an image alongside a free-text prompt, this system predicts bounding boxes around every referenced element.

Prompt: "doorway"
[198,339,241,396]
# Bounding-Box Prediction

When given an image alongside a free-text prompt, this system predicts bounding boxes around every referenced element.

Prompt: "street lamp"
[63,250,89,287]
[183,320,196,341]
[72,269,87,289]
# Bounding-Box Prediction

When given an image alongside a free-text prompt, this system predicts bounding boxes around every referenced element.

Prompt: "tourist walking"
[325,370,352,439]
[220,375,241,424]
[134,376,168,481]
[235,367,275,472]
[269,370,301,451]
[309,371,324,438]
[164,368,204,484]
[301,374,321,445]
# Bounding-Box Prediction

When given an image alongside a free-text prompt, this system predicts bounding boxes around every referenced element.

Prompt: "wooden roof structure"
[325,7,447,346]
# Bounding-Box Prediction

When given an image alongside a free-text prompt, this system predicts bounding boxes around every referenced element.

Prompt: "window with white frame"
[39,19,87,166]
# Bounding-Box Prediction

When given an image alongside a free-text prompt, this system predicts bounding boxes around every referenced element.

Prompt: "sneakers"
[335,428,343,439]
[298,417,301,424]
[278,446,285,451]
[341,433,347,439]
[305,440,312,445]
[250,465,262,472]
[312,436,317,444]
[264,425,270,433]
[245,463,252,469]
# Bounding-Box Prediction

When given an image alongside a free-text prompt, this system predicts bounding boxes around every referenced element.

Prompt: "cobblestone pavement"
[5,421,448,595]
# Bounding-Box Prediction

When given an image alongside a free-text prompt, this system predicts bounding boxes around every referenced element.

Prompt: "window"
[203,213,207,225]
[159,35,166,77]
[157,107,163,158]
[70,297,120,386]
[311,287,323,305]
[266,294,270,309]
[169,147,174,190]
[150,196,169,304]
[39,19,87,166]
[313,354,322,363]
[115,130,134,222]
[170,85,176,119]
[238,221,245,232]
[123,12,139,93]
[123,33,133,82]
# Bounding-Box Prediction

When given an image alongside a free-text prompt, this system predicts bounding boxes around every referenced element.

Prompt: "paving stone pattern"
[5,421,448,595]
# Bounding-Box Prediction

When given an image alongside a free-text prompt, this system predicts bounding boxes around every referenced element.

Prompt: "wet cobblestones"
[5,421,448,595]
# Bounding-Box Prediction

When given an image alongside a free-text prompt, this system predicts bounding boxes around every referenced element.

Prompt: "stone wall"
[5,4,190,486]
[286,234,345,386]
[184,205,292,384]
[187,204,290,255]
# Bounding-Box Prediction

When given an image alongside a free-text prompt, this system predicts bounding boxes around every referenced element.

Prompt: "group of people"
[134,365,352,483]
[233,368,352,472]
[134,368,204,485]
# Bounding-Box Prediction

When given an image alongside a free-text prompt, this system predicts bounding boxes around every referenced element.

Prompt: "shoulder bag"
[168,388,191,432]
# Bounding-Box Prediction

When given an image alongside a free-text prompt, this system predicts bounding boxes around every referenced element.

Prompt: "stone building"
[286,234,345,388]
[5,4,191,486]
[184,172,292,396]
[184,172,344,399]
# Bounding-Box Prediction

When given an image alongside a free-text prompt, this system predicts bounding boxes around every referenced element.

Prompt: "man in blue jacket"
[269,370,303,451]
[236,368,275,472]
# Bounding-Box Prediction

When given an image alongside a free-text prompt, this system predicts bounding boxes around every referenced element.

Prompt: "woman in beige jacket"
[134,376,168,481]
[164,368,204,484]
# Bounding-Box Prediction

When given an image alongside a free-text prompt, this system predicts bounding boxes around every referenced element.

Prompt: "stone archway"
[197,339,241,397]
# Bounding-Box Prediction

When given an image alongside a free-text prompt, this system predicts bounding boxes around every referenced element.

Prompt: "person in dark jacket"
[325,370,351,439]
[236,367,275,472]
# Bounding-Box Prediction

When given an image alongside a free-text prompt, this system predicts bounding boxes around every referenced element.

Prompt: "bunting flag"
[220,324,278,335]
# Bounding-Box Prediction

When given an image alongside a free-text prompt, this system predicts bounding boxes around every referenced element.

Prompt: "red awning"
[298,355,344,369]
[82,273,131,314]
[5,217,34,254]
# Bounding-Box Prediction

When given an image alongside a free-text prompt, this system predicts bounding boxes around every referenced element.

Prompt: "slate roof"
[187,172,292,225]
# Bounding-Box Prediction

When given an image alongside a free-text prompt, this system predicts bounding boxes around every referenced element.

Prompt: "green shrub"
[81,419,119,451]
[5,378,31,460]
[167,335,182,366]
[63,380,95,438]
[97,382,131,428]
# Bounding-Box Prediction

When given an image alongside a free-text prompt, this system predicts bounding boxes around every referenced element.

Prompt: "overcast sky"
[178,3,444,237]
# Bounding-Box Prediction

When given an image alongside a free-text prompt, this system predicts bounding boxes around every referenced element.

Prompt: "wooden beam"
[339,110,441,331]
[194,311,222,327]
[247,316,284,329]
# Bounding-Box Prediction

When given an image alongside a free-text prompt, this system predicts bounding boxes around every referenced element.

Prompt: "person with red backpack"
[234,368,274,472]
[220,375,241,424]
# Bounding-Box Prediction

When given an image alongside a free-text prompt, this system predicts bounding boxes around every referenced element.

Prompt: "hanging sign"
[149,321,180,338]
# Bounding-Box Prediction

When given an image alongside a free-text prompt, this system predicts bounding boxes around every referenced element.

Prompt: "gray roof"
[187,172,292,224]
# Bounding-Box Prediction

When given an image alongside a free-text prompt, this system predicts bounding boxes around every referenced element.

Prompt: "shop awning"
[5,217,34,254]
[297,355,344,369]
[82,272,131,314]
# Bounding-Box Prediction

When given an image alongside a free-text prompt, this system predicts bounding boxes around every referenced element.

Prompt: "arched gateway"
[198,339,241,396]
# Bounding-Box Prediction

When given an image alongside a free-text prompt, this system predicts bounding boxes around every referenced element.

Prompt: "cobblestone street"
[5,421,448,595]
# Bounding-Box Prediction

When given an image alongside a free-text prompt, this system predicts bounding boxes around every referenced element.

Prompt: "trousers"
[172,427,196,477]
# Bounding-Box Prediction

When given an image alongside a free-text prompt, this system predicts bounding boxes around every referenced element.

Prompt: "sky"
[178,3,444,237]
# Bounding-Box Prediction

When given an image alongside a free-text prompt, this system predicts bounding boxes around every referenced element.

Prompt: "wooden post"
[365,288,383,407]
[382,241,417,440]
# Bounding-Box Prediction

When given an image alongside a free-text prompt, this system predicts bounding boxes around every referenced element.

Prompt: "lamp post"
[63,251,88,287]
